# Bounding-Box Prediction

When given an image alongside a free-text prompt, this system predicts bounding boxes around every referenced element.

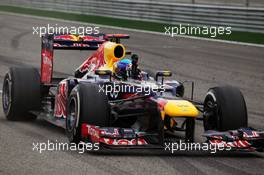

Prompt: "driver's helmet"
[113,59,132,80]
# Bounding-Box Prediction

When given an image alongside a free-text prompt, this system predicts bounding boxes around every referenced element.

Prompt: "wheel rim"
[67,98,77,133]
[203,94,218,130]
[2,77,12,114]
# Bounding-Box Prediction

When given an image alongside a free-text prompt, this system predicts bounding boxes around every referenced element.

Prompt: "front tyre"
[66,83,110,143]
[203,86,248,131]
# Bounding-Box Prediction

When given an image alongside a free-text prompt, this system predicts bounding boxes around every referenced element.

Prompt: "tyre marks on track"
[11,31,31,49]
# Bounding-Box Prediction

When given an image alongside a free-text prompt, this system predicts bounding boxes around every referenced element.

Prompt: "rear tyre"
[2,67,41,121]
[66,83,110,143]
[203,86,248,131]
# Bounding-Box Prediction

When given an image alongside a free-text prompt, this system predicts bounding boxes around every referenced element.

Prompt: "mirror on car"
[155,71,172,84]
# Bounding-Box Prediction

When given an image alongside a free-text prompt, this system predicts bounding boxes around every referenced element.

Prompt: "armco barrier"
[0,0,264,33]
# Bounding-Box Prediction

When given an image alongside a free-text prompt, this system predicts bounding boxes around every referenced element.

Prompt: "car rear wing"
[104,34,130,43]
[41,33,130,84]
[52,33,106,50]
[41,33,106,83]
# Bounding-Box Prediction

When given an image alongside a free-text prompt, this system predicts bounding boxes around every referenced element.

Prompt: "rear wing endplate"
[40,34,105,83]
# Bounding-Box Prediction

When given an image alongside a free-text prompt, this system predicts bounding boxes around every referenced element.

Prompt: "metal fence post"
[246,0,249,7]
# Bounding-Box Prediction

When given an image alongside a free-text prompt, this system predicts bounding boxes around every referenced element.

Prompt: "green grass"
[0,5,263,45]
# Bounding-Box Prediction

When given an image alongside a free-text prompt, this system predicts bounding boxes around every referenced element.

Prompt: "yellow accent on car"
[161,110,165,120]
[70,34,81,41]
[98,71,107,75]
[164,100,199,117]
[162,71,171,76]
[101,41,126,70]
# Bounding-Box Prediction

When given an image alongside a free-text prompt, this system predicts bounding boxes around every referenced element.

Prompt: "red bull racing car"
[2,33,264,152]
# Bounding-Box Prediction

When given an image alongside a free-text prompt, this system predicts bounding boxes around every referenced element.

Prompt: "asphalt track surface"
[0,13,264,175]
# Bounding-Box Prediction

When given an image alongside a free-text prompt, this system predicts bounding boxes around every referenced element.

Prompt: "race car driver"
[113,54,141,80]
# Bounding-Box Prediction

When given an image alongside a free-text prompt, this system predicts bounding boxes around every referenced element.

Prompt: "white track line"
[0,11,264,48]
[0,90,2,94]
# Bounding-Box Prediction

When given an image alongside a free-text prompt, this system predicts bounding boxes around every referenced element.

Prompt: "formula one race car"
[2,33,264,152]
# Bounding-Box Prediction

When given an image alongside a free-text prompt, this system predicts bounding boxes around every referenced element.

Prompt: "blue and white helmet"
[113,59,132,79]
